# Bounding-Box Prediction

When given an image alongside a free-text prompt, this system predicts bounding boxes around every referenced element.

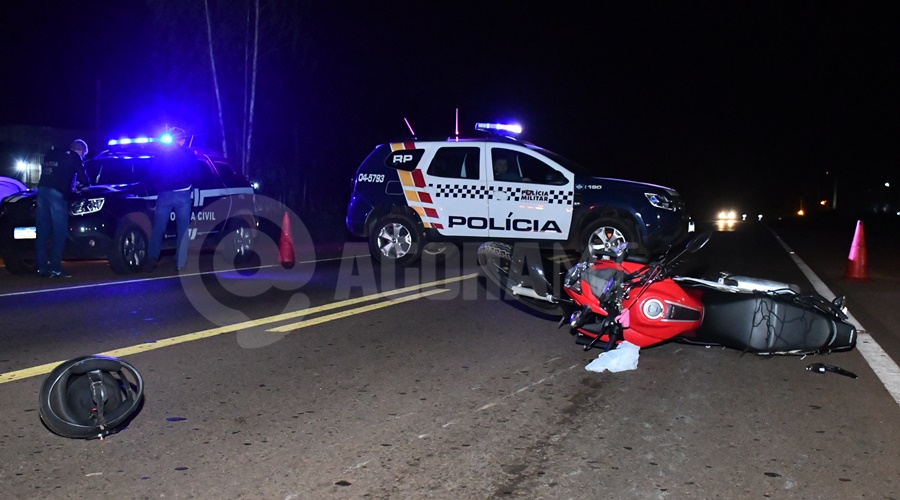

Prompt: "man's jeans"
[148,189,192,270]
[35,187,69,274]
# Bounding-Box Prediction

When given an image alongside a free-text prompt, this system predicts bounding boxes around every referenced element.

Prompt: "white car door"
[407,143,489,237]
[486,144,574,240]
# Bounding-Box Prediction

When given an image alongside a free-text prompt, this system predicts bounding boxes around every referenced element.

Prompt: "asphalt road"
[0,219,898,499]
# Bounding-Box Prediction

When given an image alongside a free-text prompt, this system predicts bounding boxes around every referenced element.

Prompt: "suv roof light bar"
[474,122,522,136]
[108,137,156,146]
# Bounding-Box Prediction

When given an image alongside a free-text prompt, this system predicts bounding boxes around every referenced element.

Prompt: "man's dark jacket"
[39,148,90,198]
[148,145,197,193]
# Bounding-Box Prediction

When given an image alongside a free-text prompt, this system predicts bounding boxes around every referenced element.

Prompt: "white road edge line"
[771,229,900,408]
[0,253,365,298]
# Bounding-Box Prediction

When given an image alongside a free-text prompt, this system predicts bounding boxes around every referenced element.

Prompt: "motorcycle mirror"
[685,231,712,253]
[655,231,711,276]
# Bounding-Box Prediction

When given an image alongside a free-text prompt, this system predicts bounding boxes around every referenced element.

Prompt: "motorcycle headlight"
[645,192,676,211]
[70,198,105,216]
[564,261,588,293]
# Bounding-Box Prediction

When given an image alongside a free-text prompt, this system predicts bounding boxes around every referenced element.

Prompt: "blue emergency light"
[475,122,523,135]
[108,130,185,146]
[108,137,154,146]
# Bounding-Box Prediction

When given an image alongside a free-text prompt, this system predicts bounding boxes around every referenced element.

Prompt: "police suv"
[0,133,257,274]
[346,123,690,266]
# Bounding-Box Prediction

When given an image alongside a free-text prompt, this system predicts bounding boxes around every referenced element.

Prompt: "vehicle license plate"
[14,226,36,239]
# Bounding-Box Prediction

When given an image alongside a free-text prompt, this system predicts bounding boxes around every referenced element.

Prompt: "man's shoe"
[49,270,72,278]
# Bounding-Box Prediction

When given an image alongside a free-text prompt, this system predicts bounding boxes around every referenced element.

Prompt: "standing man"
[35,139,90,277]
[144,128,196,272]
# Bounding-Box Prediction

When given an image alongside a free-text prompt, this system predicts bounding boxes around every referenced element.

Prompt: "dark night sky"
[1,2,897,217]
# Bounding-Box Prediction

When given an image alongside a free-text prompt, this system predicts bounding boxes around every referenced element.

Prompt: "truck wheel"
[109,221,148,274]
[368,215,422,267]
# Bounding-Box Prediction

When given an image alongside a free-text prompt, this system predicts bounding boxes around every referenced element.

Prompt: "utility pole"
[96,79,102,134]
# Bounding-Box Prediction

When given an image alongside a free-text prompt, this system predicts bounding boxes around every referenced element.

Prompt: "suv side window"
[427,147,481,180]
[492,148,567,185]
[193,159,223,188]
[213,160,245,186]
[85,158,150,185]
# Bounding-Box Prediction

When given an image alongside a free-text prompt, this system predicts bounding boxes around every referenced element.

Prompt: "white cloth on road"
[585,341,640,372]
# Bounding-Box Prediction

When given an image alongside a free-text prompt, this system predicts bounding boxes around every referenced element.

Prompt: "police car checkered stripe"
[429,184,491,199]
[491,186,573,204]
[544,191,573,205]
[429,184,572,205]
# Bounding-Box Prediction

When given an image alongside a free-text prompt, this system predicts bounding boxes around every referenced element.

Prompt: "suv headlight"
[645,192,677,211]
[70,198,105,216]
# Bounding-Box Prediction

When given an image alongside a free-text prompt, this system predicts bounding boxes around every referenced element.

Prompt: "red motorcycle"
[477,232,857,355]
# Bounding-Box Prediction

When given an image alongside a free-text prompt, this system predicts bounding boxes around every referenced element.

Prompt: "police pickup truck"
[0,134,257,274]
[346,122,690,266]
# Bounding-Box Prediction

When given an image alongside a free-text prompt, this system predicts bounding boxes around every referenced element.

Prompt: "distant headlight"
[717,210,738,221]
[645,192,676,211]
[70,198,105,216]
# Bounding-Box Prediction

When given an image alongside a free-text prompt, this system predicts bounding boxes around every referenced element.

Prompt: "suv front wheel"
[1,246,36,275]
[220,218,255,265]
[369,215,422,267]
[109,220,148,274]
[581,218,638,256]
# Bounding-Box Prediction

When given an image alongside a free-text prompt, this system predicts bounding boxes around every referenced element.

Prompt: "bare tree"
[202,0,306,178]
[203,0,228,159]
[241,0,260,178]
[150,0,313,197]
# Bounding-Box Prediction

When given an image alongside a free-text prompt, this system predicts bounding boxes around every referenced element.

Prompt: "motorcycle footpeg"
[574,331,611,352]
[574,333,597,350]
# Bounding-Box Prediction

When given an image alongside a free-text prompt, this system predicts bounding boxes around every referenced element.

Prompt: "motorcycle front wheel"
[477,241,567,316]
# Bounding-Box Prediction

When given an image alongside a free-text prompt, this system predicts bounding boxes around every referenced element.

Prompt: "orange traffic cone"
[843,220,868,281]
[279,211,295,269]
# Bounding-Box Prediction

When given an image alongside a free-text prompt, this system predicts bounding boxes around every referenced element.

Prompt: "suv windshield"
[525,145,594,177]
[84,157,151,185]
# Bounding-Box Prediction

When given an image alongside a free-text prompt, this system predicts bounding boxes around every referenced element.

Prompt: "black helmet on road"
[39,355,144,439]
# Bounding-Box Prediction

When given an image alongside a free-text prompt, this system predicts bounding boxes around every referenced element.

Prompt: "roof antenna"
[454,108,459,140]
[403,117,416,139]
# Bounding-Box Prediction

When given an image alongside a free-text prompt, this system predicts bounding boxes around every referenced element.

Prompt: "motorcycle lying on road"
[477,232,857,355]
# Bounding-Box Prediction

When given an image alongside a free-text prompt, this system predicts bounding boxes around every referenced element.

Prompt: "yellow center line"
[0,273,478,384]
[267,288,448,333]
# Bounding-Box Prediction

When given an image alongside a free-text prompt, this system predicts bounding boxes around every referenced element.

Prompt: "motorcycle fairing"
[579,265,625,315]
[566,262,705,348]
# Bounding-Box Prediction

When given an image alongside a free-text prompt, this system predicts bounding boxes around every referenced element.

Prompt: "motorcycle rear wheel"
[477,242,567,316]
